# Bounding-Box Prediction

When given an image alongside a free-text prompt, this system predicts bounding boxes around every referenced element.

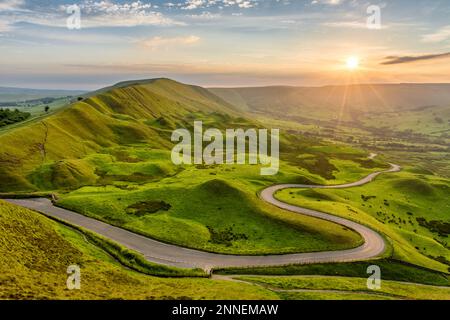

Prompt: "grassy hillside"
[57,172,363,255]
[276,170,450,272]
[0,79,242,191]
[1,78,383,255]
[0,200,281,300]
[2,200,448,300]
[1,78,449,299]
[0,78,403,193]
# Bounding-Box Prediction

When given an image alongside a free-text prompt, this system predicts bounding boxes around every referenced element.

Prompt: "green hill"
[0,79,242,191]
[0,78,371,256]
[1,78,447,295]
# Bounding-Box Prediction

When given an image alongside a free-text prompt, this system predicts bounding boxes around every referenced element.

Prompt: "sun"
[346,56,360,70]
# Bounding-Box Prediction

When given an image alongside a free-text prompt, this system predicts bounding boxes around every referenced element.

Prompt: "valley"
[0,78,449,300]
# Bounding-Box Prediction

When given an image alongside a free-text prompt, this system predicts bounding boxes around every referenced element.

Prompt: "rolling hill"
[0,79,243,191]
[0,77,448,293]
[0,87,85,103]
[0,78,373,256]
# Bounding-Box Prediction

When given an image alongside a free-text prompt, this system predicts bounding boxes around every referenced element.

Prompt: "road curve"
[4,163,400,271]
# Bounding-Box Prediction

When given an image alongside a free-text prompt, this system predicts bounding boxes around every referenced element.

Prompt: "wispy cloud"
[311,0,343,6]
[60,1,182,27]
[0,0,25,11]
[381,52,450,65]
[139,35,200,50]
[181,0,258,10]
[0,1,183,31]
[0,20,12,33]
[422,25,450,43]
[322,20,388,30]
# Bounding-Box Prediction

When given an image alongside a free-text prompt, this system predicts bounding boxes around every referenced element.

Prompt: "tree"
[0,108,30,127]
[44,106,50,113]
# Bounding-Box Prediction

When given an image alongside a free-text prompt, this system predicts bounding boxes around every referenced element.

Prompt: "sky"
[1,0,450,90]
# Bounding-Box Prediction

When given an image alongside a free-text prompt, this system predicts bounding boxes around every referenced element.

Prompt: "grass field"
[275,169,450,272]
[362,105,450,137]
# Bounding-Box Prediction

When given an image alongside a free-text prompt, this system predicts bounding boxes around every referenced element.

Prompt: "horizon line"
[3,79,450,93]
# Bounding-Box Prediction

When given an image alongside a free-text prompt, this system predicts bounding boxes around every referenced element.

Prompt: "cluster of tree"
[0,108,31,127]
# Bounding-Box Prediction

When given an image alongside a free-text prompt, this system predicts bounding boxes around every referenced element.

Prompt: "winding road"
[5,161,401,271]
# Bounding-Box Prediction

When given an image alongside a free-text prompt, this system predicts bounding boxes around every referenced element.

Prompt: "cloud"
[139,35,200,50]
[422,25,450,43]
[0,1,181,30]
[381,52,450,65]
[0,0,25,11]
[323,20,390,30]
[311,0,343,5]
[0,21,12,33]
[181,0,258,10]
[0,19,18,33]
[187,11,221,19]
[60,1,181,27]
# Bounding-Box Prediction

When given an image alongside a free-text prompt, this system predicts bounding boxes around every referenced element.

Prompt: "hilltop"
[0,78,249,191]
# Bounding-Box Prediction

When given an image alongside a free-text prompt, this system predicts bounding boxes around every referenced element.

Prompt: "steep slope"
[0,79,242,191]
[0,200,277,299]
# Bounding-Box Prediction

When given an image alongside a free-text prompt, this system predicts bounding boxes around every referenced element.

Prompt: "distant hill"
[209,83,450,121]
[0,87,85,103]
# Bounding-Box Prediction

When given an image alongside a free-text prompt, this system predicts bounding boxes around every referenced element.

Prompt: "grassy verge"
[36,212,207,278]
[0,192,54,199]
[214,259,450,286]
[236,275,450,300]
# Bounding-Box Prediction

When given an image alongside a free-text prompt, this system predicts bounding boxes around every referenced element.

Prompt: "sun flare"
[346,56,360,70]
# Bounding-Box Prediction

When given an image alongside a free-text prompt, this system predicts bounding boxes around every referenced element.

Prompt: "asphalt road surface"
[5,163,400,271]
